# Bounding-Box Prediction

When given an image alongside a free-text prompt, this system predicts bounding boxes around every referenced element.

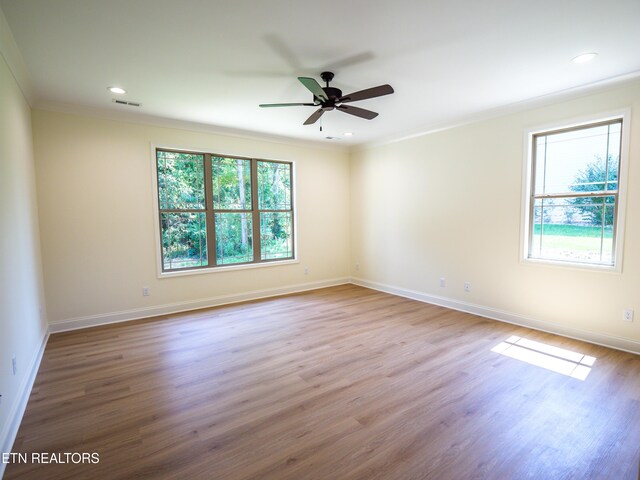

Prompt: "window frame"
[151,145,297,277]
[520,109,631,272]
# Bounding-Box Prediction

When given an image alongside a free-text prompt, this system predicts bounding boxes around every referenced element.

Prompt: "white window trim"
[149,143,299,279]
[520,108,631,273]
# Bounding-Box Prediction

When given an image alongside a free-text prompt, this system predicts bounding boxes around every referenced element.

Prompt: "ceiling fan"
[259,71,394,126]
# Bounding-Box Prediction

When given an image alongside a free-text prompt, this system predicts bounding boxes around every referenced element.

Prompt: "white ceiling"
[2,0,639,146]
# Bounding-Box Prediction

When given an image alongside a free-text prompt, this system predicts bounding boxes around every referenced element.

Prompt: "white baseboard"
[351,277,640,355]
[48,276,640,355]
[0,328,49,479]
[49,277,351,333]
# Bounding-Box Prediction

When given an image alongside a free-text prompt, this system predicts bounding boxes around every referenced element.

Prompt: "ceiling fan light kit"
[260,71,394,127]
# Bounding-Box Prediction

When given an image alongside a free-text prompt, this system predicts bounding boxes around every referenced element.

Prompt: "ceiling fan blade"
[303,108,325,125]
[298,77,329,101]
[337,104,378,120]
[259,103,316,108]
[338,84,394,103]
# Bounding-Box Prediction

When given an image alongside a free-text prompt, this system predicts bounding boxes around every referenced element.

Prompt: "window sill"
[521,257,621,274]
[158,258,299,279]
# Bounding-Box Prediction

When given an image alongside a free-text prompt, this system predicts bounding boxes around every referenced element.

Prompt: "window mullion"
[539,198,544,257]
[611,127,623,263]
[289,162,295,259]
[604,124,611,191]
[251,158,261,262]
[542,136,548,196]
[533,191,616,200]
[203,153,217,266]
[159,208,207,214]
[529,135,538,258]
[599,202,606,262]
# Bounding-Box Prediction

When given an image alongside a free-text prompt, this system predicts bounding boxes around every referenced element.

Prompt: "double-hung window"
[156,149,294,273]
[524,115,628,268]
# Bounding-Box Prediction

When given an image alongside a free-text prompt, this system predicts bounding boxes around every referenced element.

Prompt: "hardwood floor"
[6,284,640,479]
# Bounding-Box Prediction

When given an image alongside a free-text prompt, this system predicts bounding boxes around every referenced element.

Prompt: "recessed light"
[108,86,126,94]
[572,52,598,64]
[343,132,354,136]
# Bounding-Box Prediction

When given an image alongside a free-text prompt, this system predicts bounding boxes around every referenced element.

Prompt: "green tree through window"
[156,150,294,271]
[568,155,618,226]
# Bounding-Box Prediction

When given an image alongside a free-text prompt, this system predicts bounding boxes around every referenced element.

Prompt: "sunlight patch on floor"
[491,335,596,380]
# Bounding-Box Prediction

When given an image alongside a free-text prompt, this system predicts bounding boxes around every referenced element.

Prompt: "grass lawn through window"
[531,224,613,264]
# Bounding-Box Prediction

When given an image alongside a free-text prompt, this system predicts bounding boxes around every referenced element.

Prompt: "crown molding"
[34,100,350,153]
[355,70,640,152]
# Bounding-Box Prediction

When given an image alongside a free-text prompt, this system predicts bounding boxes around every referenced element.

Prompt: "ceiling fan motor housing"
[318,87,343,107]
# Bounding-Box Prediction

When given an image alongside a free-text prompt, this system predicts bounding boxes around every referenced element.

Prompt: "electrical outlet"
[464,282,471,293]
[623,309,634,322]
[142,286,150,297]
[439,277,446,288]
[12,356,17,376]
[304,267,309,275]
[355,263,360,271]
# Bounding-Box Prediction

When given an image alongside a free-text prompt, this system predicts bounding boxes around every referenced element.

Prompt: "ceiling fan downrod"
[320,71,334,88]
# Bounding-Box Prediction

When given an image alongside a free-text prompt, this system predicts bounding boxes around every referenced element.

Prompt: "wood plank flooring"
[5,284,640,479]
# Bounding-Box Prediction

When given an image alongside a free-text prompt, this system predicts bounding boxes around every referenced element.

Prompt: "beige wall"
[32,110,351,326]
[350,80,640,345]
[0,50,47,453]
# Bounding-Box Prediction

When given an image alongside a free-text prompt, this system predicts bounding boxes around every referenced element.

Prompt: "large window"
[524,117,626,268]
[156,149,294,272]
